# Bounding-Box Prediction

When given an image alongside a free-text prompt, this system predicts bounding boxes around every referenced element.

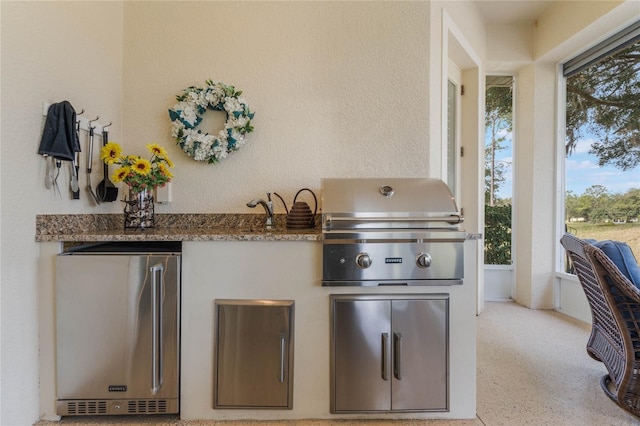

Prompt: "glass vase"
[124,188,155,230]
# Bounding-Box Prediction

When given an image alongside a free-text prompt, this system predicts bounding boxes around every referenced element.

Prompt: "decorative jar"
[124,188,155,230]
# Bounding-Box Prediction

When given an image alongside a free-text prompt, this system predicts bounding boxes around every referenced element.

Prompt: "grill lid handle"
[379,185,395,197]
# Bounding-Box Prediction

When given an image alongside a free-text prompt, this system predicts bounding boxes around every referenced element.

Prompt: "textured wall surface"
[122,1,432,214]
[1,2,123,424]
[1,2,432,424]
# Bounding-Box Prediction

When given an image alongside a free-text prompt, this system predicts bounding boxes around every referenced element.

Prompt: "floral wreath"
[168,79,255,164]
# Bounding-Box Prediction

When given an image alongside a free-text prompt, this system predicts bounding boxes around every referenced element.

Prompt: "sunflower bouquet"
[100,142,174,194]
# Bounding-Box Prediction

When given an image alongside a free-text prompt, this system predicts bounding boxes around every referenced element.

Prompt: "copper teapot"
[274,188,318,229]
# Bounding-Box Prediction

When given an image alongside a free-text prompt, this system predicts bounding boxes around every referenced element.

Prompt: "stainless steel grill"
[321,178,465,286]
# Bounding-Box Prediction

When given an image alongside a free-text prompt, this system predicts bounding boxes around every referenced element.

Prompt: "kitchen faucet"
[247,192,275,229]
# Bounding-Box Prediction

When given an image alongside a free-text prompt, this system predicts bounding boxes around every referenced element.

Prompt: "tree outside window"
[564,39,640,261]
[485,77,513,265]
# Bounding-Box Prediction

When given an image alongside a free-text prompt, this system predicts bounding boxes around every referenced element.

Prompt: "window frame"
[445,59,462,200]
[555,20,640,276]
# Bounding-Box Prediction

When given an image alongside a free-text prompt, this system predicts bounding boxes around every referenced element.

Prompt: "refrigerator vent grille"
[127,400,168,414]
[66,401,107,415]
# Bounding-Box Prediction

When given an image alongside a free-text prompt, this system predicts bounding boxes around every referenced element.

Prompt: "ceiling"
[475,0,556,24]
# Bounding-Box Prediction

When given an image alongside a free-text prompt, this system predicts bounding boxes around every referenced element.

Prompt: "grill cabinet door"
[332,299,391,412]
[391,298,448,411]
[214,300,294,409]
[331,294,449,413]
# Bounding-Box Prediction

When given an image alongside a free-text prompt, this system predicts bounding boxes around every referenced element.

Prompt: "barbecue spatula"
[96,124,118,202]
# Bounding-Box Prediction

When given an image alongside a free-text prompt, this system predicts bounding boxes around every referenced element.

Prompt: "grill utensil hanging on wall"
[95,123,118,202]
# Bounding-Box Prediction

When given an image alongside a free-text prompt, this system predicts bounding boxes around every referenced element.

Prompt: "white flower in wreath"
[169,79,254,164]
[170,102,194,127]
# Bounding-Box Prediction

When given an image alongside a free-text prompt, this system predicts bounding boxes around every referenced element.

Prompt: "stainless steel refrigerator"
[55,243,181,416]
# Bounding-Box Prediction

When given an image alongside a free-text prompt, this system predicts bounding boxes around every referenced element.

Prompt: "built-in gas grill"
[321,178,465,286]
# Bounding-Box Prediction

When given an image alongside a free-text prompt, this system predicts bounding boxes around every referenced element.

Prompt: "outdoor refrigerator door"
[56,254,179,400]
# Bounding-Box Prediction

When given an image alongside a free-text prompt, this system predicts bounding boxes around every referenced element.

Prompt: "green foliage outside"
[485,85,512,206]
[484,82,513,264]
[565,42,640,171]
[565,186,640,223]
[485,204,512,265]
[483,39,639,267]
[563,39,640,272]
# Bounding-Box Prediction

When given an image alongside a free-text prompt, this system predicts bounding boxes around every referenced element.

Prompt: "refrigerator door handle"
[393,332,403,380]
[381,332,390,381]
[151,262,164,394]
[279,334,286,383]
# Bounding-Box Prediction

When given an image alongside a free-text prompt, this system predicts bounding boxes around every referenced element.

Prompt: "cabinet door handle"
[151,263,164,393]
[394,332,403,381]
[279,334,286,383]
[381,333,389,381]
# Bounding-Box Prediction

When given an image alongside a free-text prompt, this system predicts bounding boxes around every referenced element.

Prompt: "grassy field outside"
[565,222,640,257]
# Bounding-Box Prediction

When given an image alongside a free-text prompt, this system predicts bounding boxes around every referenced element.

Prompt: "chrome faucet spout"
[246,195,275,229]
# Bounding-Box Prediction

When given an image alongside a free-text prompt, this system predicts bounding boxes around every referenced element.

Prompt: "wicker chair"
[560,233,640,417]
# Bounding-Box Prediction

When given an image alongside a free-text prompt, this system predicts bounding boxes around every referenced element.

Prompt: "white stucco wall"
[121,1,432,212]
[486,23,534,72]
[534,0,624,59]
[513,61,557,309]
[1,2,123,424]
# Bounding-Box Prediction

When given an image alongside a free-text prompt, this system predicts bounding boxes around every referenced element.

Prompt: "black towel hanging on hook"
[39,101,82,197]
[38,101,81,161]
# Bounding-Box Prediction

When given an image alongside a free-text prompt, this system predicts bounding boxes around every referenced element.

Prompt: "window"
[562,22,640,271]
[484,76,513,265]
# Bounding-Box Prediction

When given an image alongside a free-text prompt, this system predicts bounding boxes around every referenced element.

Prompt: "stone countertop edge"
[35,213,322,242]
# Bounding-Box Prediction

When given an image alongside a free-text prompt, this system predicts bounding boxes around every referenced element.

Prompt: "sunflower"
[158,163,174,179]
[131,157,152,175]
[112,167,130,183]
[147,143,168,158]
[163,156,175,168]
[101,142,174,194]
[100,142,123,165]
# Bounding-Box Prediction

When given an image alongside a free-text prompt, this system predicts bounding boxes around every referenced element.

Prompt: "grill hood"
[322,178,463,230]
[321,178,465,286]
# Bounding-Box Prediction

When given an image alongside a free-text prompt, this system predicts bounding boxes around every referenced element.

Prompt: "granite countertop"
[36,214,322,242]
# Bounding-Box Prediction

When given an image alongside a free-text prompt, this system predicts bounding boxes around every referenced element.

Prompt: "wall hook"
[102,121,113,130]
[76,108,85,116]
[88,116,100,129]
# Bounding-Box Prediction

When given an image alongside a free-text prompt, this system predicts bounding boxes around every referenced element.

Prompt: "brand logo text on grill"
[385,257,403,264]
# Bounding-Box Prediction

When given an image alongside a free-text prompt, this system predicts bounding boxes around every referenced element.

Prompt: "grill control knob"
[356,253,372,268]
[416,252,432,268]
